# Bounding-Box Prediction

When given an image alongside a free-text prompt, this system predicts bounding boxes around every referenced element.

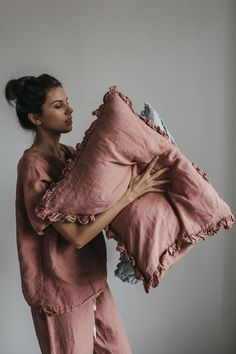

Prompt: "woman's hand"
[52,155,171,249]
[125,155,171,203]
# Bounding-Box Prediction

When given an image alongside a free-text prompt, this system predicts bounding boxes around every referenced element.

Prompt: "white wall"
[0,0,235,353]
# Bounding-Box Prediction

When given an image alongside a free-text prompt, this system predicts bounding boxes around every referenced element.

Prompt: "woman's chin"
[61,126,73,134]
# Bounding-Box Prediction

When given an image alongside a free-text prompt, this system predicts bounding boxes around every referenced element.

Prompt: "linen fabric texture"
[35,85,235,293]
[15,143,107,316]
[30,281,132,354]
[114,101,177,284]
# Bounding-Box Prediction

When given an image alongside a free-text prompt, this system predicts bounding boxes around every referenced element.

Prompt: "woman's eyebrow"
[49,97,69,105]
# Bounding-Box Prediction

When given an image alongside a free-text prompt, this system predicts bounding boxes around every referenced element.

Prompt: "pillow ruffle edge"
[35,143,96,224]
[35,85,175,224]
[105,213,235,293]
[92,85,175,143]
[35,85,211,224]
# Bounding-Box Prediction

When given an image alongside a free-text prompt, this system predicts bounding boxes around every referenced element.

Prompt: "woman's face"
[36,86,74,134]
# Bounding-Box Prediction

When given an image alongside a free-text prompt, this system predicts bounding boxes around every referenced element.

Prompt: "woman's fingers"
[148,187,168,193]
[132,163,138,177]
[152,166,170,177]
[146,156,171,177]
[154,179,171,184]
[145,155,159,173]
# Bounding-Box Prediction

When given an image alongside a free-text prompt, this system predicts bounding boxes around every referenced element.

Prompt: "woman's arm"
[51,157,170,249]
[51,191,132,249]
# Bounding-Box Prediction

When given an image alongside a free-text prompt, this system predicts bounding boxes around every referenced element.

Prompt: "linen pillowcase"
[35,85,234,293]
[114,102,176,285]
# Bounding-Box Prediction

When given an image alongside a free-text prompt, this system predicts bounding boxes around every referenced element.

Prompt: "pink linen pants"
[30,282,132,354]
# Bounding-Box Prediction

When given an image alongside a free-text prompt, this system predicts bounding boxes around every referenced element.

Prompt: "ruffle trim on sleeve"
[104,214,235,293]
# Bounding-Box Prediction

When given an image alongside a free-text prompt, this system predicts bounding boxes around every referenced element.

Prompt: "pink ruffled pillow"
[35,85,234,293]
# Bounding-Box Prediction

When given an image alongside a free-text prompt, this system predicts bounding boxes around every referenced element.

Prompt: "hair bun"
[5,76,37,104]
[4,73,62,127]
[5,79,20,102]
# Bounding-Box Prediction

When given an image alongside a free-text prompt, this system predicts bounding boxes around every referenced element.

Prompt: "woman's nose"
[67,105,73,114]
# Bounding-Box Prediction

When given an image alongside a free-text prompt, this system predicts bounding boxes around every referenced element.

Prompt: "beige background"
[0,0,235,353]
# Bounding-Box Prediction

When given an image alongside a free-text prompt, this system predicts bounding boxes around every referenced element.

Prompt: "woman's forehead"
[46,87,68,103]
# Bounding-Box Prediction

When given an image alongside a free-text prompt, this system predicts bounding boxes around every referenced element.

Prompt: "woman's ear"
[28,112,42,126]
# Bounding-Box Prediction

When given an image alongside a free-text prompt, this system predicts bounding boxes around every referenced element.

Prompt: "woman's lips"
[66,118,73,124]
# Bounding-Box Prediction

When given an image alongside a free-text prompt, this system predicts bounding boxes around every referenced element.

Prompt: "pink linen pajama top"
[15,142,107,316]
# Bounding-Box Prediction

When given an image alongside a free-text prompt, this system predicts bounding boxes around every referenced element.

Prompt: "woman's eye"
[55,102,69,109]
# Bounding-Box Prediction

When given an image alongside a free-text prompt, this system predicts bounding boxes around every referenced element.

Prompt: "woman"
[5,74,171,354]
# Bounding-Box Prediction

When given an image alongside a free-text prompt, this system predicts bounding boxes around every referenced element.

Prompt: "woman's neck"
[30,142,66,163]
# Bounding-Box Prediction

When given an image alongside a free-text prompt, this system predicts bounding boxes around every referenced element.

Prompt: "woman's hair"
[5,73,62,132]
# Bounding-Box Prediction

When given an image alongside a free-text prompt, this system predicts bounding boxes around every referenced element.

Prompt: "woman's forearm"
[76,192,133,249]
[52,156,167,249]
